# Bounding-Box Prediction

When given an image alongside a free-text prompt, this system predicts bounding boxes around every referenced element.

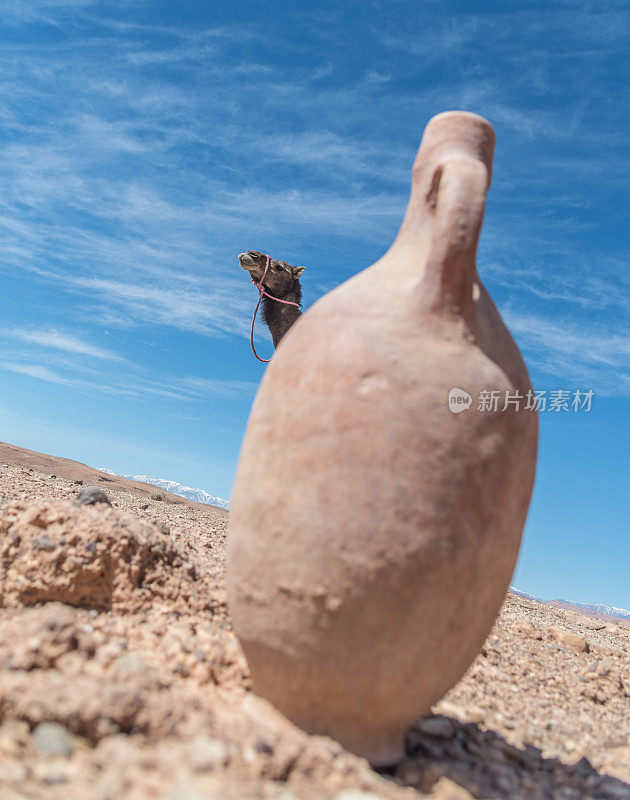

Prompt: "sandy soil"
[0,448,628,800]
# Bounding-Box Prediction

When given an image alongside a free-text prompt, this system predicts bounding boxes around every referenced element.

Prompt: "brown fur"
[239,251,305,347]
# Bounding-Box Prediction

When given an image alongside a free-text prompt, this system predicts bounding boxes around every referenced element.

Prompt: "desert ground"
[0,444,628,800]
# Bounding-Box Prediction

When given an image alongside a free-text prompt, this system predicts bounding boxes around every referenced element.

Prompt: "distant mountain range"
[99,469,230,510]
[510,586,630,622]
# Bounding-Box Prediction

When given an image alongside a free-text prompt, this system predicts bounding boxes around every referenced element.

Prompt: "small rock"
[517,620,542,639]
[424,777,474,799]
[188,736,229,771]
[152,520,170,535]
[74,480,83,486]
[33,533,56,552]
[0,720,31,754]
[437,701,466,720]
[466,706,486,724]
[139,503,149,510]
[164,785,221,800]
[49,474,56,479]
[110,654,150,679]
[596,657,613,676]
[76,487,111,506]
[255,737,274,754]
[32,723,75,757]
[582,685,608,704]
[32,760,71,785]
[560,632,590,652]
[213,589,228,606]
[548,627,589,652]
[335,792,387,800]
[604,734,627,748]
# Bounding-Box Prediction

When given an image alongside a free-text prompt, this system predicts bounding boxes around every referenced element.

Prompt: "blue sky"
[1,1,628,608]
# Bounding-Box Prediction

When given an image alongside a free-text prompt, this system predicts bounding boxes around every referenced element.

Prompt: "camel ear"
[292,266,306,277]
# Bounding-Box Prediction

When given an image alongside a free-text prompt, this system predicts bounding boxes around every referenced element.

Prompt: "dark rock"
[140,504,149,510]
[76,487,111,506]
[153,520,170,535]
[255,738,274,754]
[33,533,56,552]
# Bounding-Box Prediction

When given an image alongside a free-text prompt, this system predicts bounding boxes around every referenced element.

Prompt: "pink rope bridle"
[250,254,300,363]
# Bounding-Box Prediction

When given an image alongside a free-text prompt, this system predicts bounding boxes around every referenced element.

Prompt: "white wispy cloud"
[8,328,123,361]
[68,277,252,338]
[176,377,257,399]
[0,350,257,403]
[502,309,630,394]
[1,362,70,384]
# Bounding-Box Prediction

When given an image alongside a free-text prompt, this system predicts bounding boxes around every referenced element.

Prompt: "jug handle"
[420,153,490,320]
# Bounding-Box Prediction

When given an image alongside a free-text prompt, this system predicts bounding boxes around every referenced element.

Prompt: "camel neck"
[262,281,302,347]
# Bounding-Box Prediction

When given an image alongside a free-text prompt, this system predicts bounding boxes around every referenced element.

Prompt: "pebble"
[582,685,608,704]
[560,632,590,652]
[437,701,467,720]
[517,620,543,639]
[564,739,577,752]
[76,487,111,506]
[548,627,590,652]
[267,790,299,800]
[188,736,229,771]
[32,760,71,785]
[604,735,628,748]
[164,785,221,800]
[0,720,31,754]
[152,520,171,535]
[32,533,56,552]
[32,723,75,757]
[424,777,474,799]
[465,706,486,724]
[596,657,613,675]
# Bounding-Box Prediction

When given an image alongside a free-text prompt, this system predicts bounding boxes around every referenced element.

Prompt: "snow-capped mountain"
[509,586,542,602]
[99,469,230,510]
[553,600,630,621]
[510,586,630,622]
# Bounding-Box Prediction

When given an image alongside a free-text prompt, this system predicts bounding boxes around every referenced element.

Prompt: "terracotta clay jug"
[227,111,538,765]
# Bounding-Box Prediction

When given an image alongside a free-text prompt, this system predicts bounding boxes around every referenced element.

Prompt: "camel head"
[239,250,306,298]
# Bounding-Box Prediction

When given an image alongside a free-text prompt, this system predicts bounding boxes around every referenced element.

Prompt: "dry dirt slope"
[0,441,227,514]
[0,451,628,800]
